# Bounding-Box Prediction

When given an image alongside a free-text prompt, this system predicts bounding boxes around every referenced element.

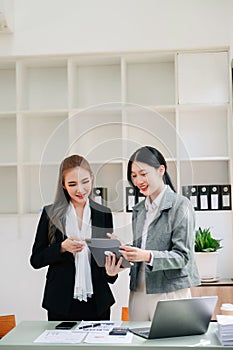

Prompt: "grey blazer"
[130,186,200,294]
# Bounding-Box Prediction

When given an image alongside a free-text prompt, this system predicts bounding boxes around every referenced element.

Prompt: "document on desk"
[33,329,87,343]
[33,322,132,344]
[84,331,133,344]
[76,321,133,343]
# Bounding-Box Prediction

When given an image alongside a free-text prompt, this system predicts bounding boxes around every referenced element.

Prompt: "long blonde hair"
[48,155,93,243]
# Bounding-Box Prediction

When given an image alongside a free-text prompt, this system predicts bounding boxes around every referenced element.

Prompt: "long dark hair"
[127,146,176,193]
[48,154,93,243]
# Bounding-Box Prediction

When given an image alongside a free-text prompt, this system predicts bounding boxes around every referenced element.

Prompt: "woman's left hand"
[119,245,151,263]
[105,253,126,276]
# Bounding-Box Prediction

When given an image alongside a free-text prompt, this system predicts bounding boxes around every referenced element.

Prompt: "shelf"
[21,164,59,214]
[180,160,230,185]
[0,114,16,163]
[167,161,178,190]
[178,51,229,104]
[91,162,124,212]
[126,59,175,105]
[0,48,231,214]
[21,112,69,163]
[177,103,229,112]
[198,279,233,286]
[0,166,17,213]
[0,62,16,111]
[70,57,121,108]
[123,106,177,160]
[179,109,228,158]
[18,59,68,110]
[69,107,123,162]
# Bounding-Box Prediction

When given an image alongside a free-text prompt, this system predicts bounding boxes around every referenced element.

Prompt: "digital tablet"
[86,238,132,268]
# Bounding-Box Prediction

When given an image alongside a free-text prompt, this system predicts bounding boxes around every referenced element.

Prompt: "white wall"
[0,0,233,57]
[0,215,47,322]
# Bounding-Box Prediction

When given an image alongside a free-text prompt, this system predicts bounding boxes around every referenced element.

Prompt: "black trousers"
[48,297,110,321]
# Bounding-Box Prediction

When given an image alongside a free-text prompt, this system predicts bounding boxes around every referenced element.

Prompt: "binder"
[182,186,190,199]
[93,187,107,205]
[188,185,199,210]
[220,185,232,210]
[198,185,210,210]
[137,191,145,203]
[209,185,221,210]
[126,187,136,212]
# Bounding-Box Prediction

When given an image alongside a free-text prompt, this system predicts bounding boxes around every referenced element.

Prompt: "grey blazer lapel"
[133,208,146,247]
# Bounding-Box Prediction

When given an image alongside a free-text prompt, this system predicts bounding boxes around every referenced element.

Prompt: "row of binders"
[216,315,233,346]
[126,185,232,212]
[182,184,231,211]
[95,185,232,212]
[94,187,145,211]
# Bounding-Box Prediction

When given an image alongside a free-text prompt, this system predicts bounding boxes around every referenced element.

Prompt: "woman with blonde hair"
[30,154,122,321]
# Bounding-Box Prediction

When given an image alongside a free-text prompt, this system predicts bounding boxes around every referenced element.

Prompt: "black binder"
[137,191,145,203]
[209,185,221,210]
[93,187,107,205]
[220,185,232,210]
[182,186,190,198]
[126,187,136,212]
[188,185,199,210]
[198,185,210,211]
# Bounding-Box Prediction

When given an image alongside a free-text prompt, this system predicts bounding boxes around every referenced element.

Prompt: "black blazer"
[30,199,117,316]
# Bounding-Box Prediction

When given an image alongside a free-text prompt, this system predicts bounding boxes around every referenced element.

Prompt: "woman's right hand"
[61,237,85,254]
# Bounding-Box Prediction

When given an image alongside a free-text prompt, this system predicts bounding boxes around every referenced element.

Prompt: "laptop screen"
[130,296,218,339]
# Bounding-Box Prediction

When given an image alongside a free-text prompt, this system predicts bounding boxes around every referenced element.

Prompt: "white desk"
[0,321,228,349]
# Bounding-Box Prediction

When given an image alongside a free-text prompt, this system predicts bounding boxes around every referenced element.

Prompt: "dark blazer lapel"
[89,199,111,238]
[90,207,101,238]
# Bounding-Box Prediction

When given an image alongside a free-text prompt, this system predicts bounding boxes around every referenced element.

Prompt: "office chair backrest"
[0,314,16,338]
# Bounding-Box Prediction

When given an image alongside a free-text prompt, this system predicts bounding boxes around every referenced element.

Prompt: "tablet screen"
[86,238,131,268]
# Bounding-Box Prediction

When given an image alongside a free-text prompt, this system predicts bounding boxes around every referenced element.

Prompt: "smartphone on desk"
[55,321,77,329]
[109,327,128,335]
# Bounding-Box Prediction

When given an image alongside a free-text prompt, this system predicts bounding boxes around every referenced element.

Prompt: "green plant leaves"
[195,227,222,252]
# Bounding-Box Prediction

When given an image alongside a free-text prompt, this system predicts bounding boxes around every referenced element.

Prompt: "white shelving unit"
[0,48,232,215]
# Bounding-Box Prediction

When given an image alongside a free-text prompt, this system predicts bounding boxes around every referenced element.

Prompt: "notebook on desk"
[129,296,217,339]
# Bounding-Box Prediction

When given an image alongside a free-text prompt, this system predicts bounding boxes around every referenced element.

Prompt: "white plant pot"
[194,252,219,280]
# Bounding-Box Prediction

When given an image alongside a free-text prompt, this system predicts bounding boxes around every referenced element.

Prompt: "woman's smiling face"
[131,161,165,201]
[63,166,93,206]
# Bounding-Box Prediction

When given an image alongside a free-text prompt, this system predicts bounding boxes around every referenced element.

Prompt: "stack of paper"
[216,315,233,346]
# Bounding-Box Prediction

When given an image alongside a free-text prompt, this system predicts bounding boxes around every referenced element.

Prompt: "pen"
[78,322,101,329]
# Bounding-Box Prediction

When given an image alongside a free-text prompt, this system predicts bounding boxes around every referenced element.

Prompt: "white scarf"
[65,201,93,302]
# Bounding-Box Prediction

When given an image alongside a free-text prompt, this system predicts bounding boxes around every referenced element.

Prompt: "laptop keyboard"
[130,327,150,336]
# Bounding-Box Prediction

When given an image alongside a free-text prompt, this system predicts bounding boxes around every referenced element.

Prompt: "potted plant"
[194,227,222,281]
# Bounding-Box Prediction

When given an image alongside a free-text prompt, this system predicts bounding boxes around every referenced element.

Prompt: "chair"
[121,307,129,321]
[0,314,16,339]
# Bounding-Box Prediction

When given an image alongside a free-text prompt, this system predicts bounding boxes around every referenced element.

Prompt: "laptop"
[129,296,217,339]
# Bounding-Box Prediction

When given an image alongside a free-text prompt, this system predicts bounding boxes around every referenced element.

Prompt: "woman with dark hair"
[30,154,122,321]
[119,146,200,321]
